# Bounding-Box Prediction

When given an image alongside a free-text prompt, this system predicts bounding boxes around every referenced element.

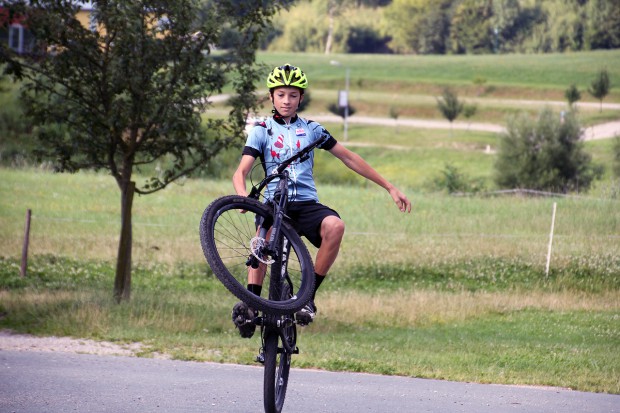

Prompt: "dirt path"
[0,329,149,357]
[582,120,620,141]
[311,114,619,141]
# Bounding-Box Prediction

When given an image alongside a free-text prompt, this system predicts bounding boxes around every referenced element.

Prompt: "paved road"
[310,115,620,141]
[216,93,620,140]
[1,350,618,413]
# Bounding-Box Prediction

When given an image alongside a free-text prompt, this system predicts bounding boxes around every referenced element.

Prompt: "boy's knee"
[322,216,345,239]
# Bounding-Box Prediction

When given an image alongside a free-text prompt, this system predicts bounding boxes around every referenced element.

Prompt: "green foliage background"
[263,0,620,54]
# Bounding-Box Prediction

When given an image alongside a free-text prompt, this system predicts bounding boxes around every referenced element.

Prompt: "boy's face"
[271,87,303,119]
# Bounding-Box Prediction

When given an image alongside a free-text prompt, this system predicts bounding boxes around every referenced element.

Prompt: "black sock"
[313,273,325,300]
[247,284,262,297]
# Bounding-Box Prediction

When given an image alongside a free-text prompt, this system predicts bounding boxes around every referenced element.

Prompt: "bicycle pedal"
[256,352,265,364]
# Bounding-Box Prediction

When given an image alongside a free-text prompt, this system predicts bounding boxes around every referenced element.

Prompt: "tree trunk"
[114,180,135,303]
[324,6,335,55]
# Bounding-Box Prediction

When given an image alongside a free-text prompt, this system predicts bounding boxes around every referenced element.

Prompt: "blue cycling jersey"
[243,115,337,202]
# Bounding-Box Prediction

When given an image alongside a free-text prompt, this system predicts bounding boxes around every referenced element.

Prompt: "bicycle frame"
[252,173,297,355]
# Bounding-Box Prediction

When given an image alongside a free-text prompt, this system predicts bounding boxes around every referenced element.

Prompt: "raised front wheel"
[199,195,315,315]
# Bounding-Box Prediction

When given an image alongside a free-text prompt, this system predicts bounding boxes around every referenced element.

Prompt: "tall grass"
[1,168,618,271]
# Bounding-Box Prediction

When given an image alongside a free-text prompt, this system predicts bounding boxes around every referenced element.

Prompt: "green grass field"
[1,167,618,393]
[258,50,620,98]
[1,50,619,394]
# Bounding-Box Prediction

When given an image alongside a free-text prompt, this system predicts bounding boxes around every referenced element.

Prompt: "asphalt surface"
[217,93,620,141]
[1,350,618,413]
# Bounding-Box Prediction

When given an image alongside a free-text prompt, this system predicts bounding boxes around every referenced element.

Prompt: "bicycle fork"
[247,174,289,268]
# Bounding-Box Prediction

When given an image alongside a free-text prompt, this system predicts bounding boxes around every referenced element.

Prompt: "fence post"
[20,209,32,277]
[545,202,557,277]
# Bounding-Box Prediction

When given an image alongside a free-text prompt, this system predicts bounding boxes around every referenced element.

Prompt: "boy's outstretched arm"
[329,143,412,213]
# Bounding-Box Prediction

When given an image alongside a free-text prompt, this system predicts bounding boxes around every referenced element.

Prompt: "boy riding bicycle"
[231,64,411,338]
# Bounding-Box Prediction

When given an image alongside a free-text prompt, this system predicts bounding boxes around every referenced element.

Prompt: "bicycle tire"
[199,195,315,315]
[263,328,290,413]
[263,283,295,413]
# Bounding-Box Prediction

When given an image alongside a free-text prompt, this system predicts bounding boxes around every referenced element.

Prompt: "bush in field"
[494,108,603,193]
[433,163,485,194]
[565,84,581,108]
[327,102,356,118]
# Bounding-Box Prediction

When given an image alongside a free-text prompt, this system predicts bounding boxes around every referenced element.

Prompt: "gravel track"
[0,329,149,357]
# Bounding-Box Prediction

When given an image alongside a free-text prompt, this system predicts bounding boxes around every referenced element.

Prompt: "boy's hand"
[389,187,412,213]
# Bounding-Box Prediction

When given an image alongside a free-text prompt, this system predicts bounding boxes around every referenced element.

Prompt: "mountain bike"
[199,135,328,413]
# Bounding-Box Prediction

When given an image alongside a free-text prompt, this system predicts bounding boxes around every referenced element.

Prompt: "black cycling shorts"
[284,201,340,249]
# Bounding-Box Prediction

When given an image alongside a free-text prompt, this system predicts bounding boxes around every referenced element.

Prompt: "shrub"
[565,84,581,108]
[494,108,603,193]
[433,163,485,194]
[327,102,356,118]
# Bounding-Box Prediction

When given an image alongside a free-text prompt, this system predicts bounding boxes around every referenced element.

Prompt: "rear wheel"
[199,195,314,315]
[263,328,291,413]
[263,283,295,413]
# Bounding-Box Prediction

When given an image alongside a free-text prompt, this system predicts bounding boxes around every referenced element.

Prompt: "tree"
[449,0,494,54]
[463,103,478,129]
[389,106,400,131]
[268,2,328,53]
[1,0,284,302]
[0,76,34,162]
[323,0,346,54]
[383,0,432,54]
[344,8,391,54]
[565,83,581,108]
[436,88,464,135]
[494,108,603,193]
[491,0,522,53]
[584,0,620,50]
[382,0,451,54]
[588,69,611,112]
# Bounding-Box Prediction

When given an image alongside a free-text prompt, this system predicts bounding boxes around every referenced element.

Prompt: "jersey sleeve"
[243,123,268,158]
[242,146,261,158]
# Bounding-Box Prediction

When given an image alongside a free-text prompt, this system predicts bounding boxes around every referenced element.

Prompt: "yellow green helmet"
[266,64,308,90]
